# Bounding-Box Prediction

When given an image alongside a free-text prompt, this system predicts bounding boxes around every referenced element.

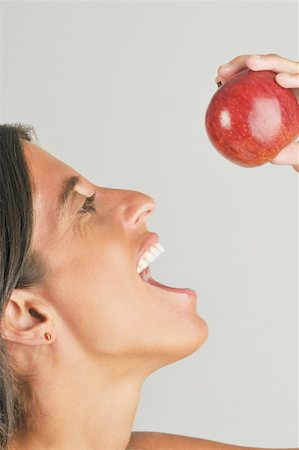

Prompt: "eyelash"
[78,193,97,214]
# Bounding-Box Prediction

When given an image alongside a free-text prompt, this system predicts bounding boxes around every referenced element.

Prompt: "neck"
[10,357,145,450]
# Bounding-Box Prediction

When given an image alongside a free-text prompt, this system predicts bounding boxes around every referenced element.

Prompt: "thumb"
[270,140,299,172]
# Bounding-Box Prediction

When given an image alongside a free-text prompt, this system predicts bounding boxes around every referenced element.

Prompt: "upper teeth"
[137,242,165,273]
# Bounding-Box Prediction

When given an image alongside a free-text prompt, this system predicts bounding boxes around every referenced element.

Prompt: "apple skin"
[205,69,299,167]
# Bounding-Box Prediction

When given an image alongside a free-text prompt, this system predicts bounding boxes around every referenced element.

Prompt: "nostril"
[135,208,153,224]
[127,207,152,226]
[124,194,155,226]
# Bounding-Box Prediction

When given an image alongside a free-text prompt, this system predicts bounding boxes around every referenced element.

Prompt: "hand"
[215,54,299,172]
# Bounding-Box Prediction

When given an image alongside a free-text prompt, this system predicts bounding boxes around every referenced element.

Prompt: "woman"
[0,54,297,450]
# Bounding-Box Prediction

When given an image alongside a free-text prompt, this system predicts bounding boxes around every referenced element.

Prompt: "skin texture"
[1,54,296,450]
[1,141,208,450]
[128,432,298,450]
[215,54,299,172]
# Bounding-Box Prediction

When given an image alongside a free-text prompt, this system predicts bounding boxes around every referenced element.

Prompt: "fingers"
[215,53,299,87]
[215,54,251,85]
[275,72,299,89]
[270,141,299,173]
[217,54,252,79]
[246,54,299,75]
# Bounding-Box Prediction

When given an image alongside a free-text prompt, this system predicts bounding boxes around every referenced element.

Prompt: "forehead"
[23,140,80,250]
[23,140,76,192]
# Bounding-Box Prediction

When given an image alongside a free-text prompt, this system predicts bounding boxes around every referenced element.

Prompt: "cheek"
[43,234,145,349]
[42,226,208,361]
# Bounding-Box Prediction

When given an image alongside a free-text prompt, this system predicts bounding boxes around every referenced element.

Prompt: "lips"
[136,232,197,300]
[137,232,160,265]
[140,267,197,299]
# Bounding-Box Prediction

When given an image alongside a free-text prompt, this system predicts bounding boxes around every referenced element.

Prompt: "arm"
[129,432,298,450]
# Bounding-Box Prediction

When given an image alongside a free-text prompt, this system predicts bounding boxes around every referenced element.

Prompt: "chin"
[152,316,209,371]
[175,315,209,359]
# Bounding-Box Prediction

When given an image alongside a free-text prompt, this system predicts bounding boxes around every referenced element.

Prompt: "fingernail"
[251,55,262,59]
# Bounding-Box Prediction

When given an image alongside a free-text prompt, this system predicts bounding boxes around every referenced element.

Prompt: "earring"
[44,332,52,341]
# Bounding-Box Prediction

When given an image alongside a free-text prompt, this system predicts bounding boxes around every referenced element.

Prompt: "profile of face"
[9,141,208,380]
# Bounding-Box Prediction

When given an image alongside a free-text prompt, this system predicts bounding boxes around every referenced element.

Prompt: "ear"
[1,288,56,346]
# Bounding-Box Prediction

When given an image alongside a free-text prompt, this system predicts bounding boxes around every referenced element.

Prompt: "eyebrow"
[58,175,81,214]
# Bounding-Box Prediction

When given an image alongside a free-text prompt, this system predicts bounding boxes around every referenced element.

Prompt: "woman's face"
[24,141,208,374]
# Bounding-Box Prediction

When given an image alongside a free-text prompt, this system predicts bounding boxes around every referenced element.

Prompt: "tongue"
[140,267,195,295]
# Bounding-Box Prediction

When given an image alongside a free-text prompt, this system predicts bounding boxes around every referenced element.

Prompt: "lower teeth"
[140,267,150,282]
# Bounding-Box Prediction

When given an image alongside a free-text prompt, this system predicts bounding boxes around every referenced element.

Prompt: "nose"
[121,190,156,227]
[98,187,155,227]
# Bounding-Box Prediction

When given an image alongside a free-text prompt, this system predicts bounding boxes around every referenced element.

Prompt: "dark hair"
[0,123,46,449]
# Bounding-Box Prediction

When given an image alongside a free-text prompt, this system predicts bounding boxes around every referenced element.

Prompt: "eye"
[78,193,96,214]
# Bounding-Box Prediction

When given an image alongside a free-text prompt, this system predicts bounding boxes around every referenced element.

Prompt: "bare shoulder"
[128,431,297,450]
[128,432,235,449]
[128,431,199,449]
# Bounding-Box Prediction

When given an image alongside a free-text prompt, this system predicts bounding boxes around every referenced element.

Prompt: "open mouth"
[139,267,197,299]
[136,238,197,300]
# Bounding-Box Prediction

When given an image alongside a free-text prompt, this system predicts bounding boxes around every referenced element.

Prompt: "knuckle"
[227,54,247,64]
[247,54,259,62]
[236,54,250,62]
[266,53,280,58]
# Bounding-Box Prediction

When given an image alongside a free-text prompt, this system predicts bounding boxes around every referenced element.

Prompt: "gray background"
[0,1,298,447]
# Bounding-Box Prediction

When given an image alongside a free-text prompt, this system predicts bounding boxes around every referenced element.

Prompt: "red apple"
[205,69,299,167]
